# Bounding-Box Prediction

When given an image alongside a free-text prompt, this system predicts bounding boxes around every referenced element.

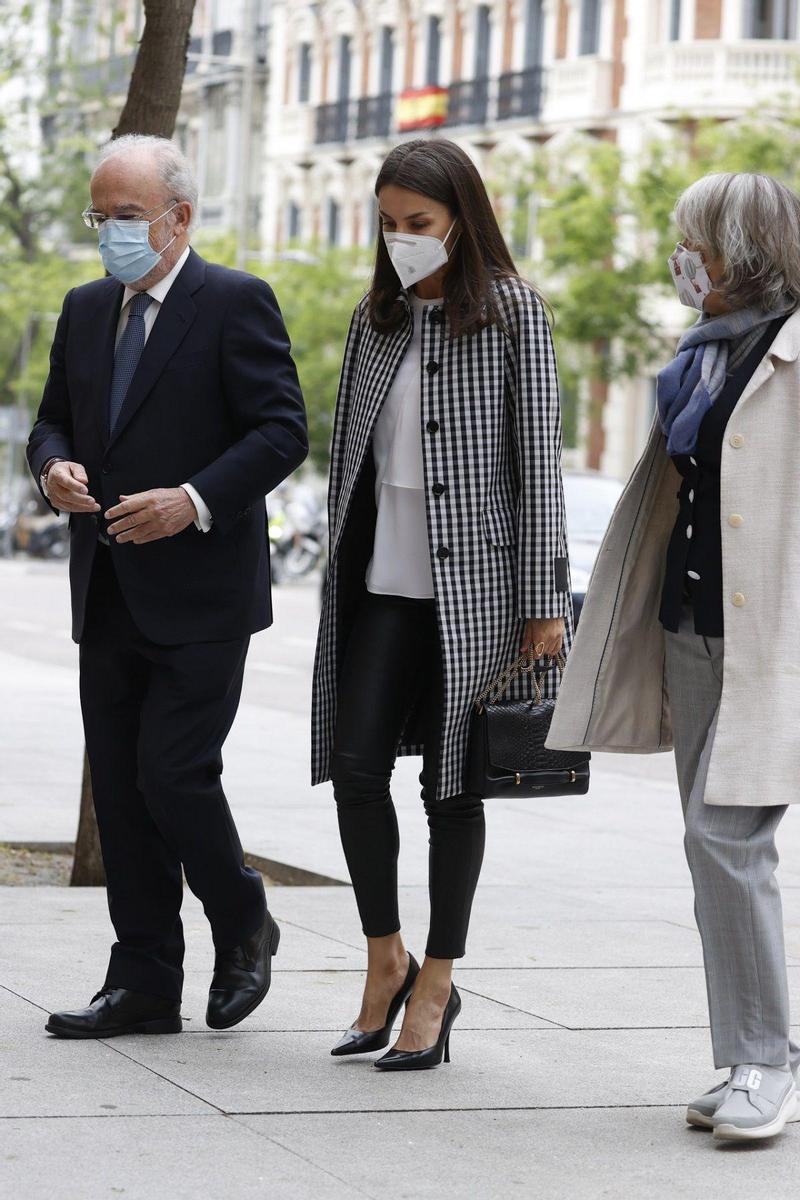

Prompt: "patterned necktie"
[109,292,153,433]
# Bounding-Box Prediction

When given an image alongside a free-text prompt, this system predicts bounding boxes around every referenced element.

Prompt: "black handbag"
[466,650,590,800]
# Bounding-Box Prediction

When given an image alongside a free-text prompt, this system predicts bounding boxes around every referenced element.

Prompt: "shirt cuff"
[40,457,66,500]
[181,483,213,533]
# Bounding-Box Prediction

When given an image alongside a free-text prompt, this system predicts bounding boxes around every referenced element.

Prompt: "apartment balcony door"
[745,0,799,38]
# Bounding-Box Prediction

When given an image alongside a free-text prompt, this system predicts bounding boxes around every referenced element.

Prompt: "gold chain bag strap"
[465,648,590,800]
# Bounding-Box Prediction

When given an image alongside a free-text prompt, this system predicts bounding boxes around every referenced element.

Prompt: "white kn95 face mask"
[383,219,458,288]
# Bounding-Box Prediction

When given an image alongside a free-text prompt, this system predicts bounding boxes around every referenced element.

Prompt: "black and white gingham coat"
[311,275,573,802]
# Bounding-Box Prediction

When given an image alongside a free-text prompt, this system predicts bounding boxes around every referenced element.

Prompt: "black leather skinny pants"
[330,592,485,959]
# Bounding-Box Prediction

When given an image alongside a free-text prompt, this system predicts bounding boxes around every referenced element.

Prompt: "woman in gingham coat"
[311,139,572,1070]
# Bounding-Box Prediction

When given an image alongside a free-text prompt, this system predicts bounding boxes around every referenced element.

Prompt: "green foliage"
[195,235,370,471]
[0,251,101,409]
[496,109,800,448]
[0,1,106,413]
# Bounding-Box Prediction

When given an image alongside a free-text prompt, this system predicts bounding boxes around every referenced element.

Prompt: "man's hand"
[521,616,565,659]
[105,488,197,544]
[46,461,101,514]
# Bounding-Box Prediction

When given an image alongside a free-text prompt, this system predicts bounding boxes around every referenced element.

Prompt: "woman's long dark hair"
[369,138,528,338]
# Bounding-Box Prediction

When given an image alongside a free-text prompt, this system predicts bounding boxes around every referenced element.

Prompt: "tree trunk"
[71,0,197,888]
[586,339,609,471]
[70,750,106,886]
[113,0,197,140]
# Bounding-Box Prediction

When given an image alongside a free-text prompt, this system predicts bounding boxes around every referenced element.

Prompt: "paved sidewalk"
[2,560,800,1196]
[2,879,799,1199]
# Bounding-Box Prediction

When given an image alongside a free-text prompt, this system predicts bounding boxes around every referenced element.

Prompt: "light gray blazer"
[547,310,800,807]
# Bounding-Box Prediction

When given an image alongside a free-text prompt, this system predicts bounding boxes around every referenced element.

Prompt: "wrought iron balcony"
[315,99,351,144]
[497,66,544,120]
[446,77,490,127]
[315,94,394,144]
[356,93,393,139]
[311,70,548,145]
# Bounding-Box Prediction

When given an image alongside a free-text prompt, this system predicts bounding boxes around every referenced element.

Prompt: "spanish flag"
[397,86,449,132]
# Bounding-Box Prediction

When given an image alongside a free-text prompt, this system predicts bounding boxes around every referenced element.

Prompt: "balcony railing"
[542,56,614,121]
[315,99,351,144]
[309,59,604,147]
[497,67,544,120]
[640,39,800,112]
[445,78,489,127]
[315,93,394,143]
[356,93,393,139]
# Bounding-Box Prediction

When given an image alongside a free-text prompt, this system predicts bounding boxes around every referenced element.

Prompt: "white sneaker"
[712,1065,798,1141]
[686,1078,730,1129]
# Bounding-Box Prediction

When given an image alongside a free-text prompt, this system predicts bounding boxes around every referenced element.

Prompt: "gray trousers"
[664,605,798,1072]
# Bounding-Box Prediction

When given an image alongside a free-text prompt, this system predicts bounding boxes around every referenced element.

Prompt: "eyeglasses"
[81,198,179,230]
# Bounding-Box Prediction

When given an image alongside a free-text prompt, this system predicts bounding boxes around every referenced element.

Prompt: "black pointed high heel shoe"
[374,983,461,1071]
[330,953,420,1056]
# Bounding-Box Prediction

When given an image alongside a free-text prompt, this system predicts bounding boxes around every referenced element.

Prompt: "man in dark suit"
[27,135,307,1038]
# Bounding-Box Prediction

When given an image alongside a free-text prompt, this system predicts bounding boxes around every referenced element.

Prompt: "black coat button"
[102,464,111,475]
[426,420,439,433]
[426,361,440,375]
[432,482,445,496]
[429,309,443,325]
[437,546,450,560]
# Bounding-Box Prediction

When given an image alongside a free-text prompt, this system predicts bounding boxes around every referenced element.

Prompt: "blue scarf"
[656,304,791,457]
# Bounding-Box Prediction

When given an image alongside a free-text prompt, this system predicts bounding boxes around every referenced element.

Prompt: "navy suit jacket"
[27,248,308,644]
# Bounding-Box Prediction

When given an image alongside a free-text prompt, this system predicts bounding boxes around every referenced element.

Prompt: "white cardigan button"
[729,433,745,449]
[729,513,744,528]
[732,592,746,607]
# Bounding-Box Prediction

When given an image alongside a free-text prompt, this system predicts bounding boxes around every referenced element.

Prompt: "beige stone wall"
[694,0,723,39]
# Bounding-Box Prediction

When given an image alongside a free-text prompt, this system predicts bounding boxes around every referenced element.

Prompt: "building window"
[524,0,544,68]
[578,0,601,55]
[379,27,394,94]
[298,42,312,102]
[746,0,798,37]
[327,198,340,246]
[338,34,352,100]
[426,16,441,86]
[288,201,302,241]
[474,5,491,79]
[669,0,682,40]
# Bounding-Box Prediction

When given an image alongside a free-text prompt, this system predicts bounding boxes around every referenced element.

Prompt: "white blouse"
[365,291,440,600]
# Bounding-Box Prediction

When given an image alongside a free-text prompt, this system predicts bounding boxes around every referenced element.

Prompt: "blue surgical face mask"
[98,204,178,284]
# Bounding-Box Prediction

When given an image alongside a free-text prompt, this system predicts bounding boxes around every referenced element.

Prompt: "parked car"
[563,470,624,625]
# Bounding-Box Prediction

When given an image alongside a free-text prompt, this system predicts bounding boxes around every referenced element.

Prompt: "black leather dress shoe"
[45,988,182,1039]
[206,912,280,1030]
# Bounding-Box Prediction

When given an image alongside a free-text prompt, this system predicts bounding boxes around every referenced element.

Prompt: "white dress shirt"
[115,245,212,533]
[365,291,437,599]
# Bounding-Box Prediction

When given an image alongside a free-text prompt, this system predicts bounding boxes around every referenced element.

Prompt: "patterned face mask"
[384,219,458,288]
[668,242,715,310]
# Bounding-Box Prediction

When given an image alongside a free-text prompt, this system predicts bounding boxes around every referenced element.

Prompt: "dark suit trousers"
[330,592,485,959]
[78,544,267,1001]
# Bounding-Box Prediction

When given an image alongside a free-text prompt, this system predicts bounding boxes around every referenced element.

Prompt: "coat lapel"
[106,249,205,449]
[734,308,800,416]
[330,304,413,559]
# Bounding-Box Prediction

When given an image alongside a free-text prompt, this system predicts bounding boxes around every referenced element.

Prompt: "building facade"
[40,0,269,245]
[263,0,800,476]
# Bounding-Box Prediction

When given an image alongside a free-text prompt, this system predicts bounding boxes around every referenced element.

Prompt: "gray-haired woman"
[547,172,800,1141]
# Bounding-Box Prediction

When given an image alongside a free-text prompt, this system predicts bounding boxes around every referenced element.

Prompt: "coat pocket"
[481,504,517,547]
